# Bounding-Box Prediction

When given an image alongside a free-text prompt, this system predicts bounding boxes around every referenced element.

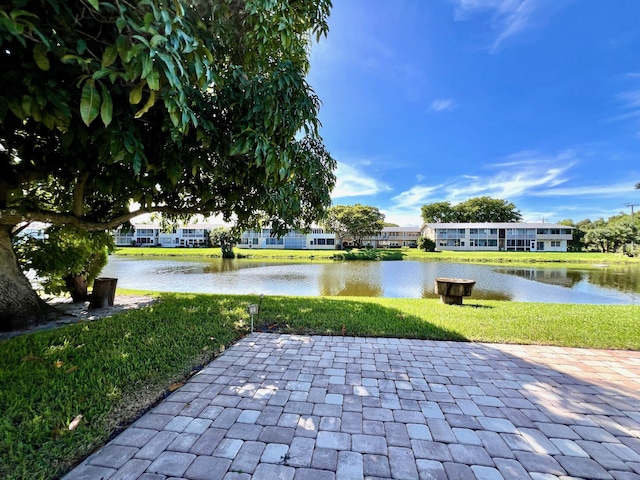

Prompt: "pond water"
[100,256,640,304]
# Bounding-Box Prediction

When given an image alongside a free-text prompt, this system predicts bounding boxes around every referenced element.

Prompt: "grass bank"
[2,292,639,479]
[114,246,640,265]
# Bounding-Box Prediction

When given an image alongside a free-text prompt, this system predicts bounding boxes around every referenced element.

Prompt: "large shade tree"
[324,204,385,248]
[0,0,335,330]
[421,197,522,223]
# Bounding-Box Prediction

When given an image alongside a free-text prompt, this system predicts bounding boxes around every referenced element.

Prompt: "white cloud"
[610,89,640,123]
[451,0,561,53]
[388,150,578,214]
[331,162,391,199]
[430,99,456,112]
[391,185,443,209]
[532,182,634,197]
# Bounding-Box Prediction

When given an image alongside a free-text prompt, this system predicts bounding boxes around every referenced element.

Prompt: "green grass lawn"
[1,291,639,479]
[114,246,640,265]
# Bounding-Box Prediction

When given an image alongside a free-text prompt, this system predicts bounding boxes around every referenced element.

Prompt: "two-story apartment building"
[113,225,214,247]
[421,222,573,252]
[239,227,337,250]
[343,227,421,248]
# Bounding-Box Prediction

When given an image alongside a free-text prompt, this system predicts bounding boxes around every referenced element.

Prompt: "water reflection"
[586,266,640,294]
[494,268,584,288]
[100,256,640,304]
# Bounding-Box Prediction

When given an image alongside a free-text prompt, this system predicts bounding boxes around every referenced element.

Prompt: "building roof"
[382,226,421,232]
[424,222,573,229]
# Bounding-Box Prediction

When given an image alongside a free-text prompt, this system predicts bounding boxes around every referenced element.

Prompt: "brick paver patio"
[65,334,640,479]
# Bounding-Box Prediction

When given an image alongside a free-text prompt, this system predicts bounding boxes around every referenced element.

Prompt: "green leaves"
[129,81,145,105]
[32,44,49,71]
[3,0,336,257]
[80,79,101,126]
[102,46,118,67]
[99,83,113,126]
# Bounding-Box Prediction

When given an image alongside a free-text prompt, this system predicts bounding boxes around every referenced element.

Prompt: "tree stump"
[434,278,475,305]
[90,277,118,309]
[64,274,89,303]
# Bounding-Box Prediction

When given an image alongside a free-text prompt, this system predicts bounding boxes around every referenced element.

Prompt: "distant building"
[343,227,421,248]
[239,227,337,250]
[112,224,422,250]
[420,222,574,252]
[14,222,48,240]
[113,224,217,247]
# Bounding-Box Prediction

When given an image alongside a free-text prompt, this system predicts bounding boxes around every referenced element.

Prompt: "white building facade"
[342,227,421,248]
[113,225,423,250]
[238,227,337,250]
[113,225,214,247]
[421,222,573,252]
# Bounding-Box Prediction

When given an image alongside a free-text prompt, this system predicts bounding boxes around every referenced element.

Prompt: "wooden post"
[90,277,118,309]
[434,278,475,305]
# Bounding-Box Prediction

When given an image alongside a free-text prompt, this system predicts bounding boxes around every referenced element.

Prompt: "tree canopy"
[563,214,639,255]
[324,204,385,248]
[209,226,240,259]
[0,0,335,330]
[421,197,522,224]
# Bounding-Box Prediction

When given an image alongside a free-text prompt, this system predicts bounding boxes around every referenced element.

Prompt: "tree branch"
[0,205,218,232]
[72,172,90,217]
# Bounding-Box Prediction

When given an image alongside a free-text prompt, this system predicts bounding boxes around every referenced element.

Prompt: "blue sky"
[307,0,640,226]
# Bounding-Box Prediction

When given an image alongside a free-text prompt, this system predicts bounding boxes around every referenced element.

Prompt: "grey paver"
[555,455,615,480]
[253,463,295,480]
[316,431,350,450]
[416,459,447,480]
[472,465,505,480]
[513,451,566,476]
[352,434,387,455]
[147,451,196,477]
[62,335,640,480]
[336,451,363,480]
[293,468,336,480]
[88,444,138,468]
[363,454,391,478]
[287,436,315,467]
[448,443,494,467]
[261,443,289,464]
[230,441,266,474]
[311,448,338,471]
[63,464,117,480]
[135,431,177,460]
[388,446,419,479]
[189,428,226,455]
[444,461,475,480]
[184,455,232,480]
[494,457,532,480]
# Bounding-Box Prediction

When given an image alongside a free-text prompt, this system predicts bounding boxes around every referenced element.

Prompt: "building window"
[551,241,561,247]
[327,239,335,245]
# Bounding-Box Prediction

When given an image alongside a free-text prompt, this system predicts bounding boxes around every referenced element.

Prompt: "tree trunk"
[0,227,59,331]
[64,274,89,302]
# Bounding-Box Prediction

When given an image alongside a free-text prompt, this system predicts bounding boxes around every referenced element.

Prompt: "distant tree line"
[421,197,522,223]
[560,215,639,255]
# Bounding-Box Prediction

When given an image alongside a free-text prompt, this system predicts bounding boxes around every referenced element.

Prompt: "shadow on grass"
[460,303,494,309]
[257,296,468,342]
